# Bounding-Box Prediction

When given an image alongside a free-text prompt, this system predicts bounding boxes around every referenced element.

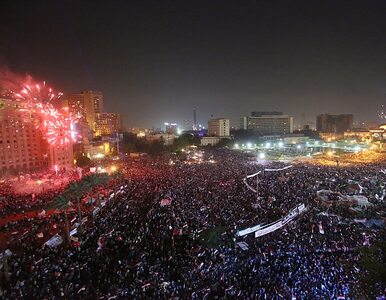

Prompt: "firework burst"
[12,81,79,145]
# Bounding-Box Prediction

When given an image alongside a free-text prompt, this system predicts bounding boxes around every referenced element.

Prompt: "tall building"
[63,90,103,132]
[316,114,353,133]
[251,111,283,117]
[208,118,230,137]
[0,98,48,174]
[240,112,293,135]
[183,119,193,131]
[164,122,178,135]
[94,113,122,137]
[0,98,75,174]
[193,108,197,131]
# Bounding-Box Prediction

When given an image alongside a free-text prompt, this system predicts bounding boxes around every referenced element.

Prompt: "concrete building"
[208,118,230,137]
[0,98,49,174]
[94,113,122,137]
[165,123,178,135]
[240,112,293,135]
[201,136,230,146]
[49,143,74,171]
[316,114,353,133]
[63,90,104,132]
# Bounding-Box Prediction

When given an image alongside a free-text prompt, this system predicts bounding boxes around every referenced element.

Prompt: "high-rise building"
[164,122,178,135]
[0,98,48,174]
[63,90,103,132]
[193,108,197,131]
[316,114,353,133]
[94,113,122,137]
[208,118,230,137]
[251,111,283,117]
[240,112,293,135]
[0,98,75,174]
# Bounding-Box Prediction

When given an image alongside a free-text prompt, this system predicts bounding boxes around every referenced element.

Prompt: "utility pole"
[256,172,259,200]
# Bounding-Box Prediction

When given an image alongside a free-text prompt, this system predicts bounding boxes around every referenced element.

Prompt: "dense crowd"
[0,149,385,299]
[0,170,81,217]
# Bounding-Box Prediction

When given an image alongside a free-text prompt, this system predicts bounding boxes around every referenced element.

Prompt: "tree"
[173,133,200,151]
[75,155,92,167]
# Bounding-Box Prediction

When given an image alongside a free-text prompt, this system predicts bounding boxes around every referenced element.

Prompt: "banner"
[264,165,293,172]
[237,224,262,237]
[254,204,306,238]
[237,204,306,237]
[45,234,63,248]
[243,166,293,192]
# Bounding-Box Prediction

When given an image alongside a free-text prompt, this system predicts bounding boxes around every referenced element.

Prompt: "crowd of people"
[0,170,81,217]
[0,149,385,299]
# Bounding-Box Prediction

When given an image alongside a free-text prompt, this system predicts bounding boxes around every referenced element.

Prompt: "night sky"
[1,0,386,128]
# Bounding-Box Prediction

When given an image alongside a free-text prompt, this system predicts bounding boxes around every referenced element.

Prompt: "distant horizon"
[1,0,385,128]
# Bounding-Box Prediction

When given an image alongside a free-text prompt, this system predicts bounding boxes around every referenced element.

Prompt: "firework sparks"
[12,81,80,145]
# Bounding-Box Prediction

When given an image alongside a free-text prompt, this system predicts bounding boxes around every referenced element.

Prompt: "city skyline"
[1,0,386,128]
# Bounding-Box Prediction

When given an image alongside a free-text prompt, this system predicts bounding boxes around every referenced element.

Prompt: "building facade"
[208,118,230,137]
[240,112,293,135]
[63,90,104,132]
[0,98,75,174]
[94,113,122,137]
[316,114,353,133]
[165,123,178,135]
[49,143,74,171]
[0,98,48,174]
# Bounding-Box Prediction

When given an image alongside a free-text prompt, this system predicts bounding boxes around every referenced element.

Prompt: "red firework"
[13,81,79,145]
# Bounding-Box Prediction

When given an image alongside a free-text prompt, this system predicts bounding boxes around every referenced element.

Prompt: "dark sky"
[1,0,386,128]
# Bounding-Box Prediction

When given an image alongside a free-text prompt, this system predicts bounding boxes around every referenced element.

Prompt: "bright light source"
[296,145,301,149]
[258,152,265,159]
[247,142,252,148]
[265,142,271,148]
[278,141,284,148]
[111,166,117,172]
[234,143,239,149]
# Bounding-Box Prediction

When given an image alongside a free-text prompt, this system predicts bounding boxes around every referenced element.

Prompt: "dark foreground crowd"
[0,149,385,299]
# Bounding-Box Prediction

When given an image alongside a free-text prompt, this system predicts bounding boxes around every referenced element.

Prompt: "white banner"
[254,204,306,238]
[237,204,306,237]
[45,234,63,248]
[243,166,293,192]
[264,165,293,172]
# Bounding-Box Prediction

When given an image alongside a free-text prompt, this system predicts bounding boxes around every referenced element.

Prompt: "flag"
[318,224,325,234]
[160,198,172,206]
[172,229,183,236]
[45,234,63,248]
